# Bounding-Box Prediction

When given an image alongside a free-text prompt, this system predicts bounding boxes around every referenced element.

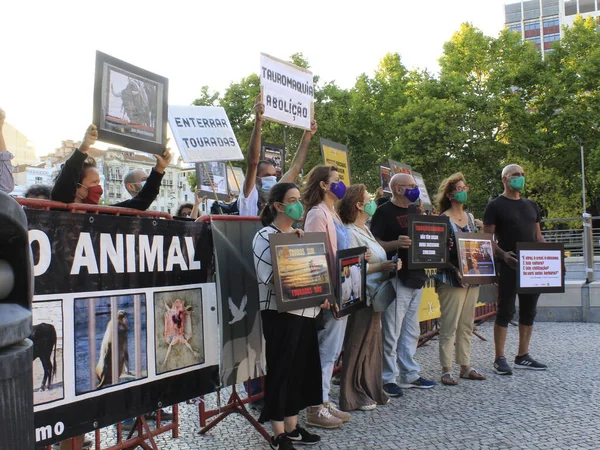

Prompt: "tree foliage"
[192,18,600,219]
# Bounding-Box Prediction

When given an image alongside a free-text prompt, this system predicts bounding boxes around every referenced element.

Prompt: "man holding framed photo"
[483,164,547,375]
[370,173,437,397]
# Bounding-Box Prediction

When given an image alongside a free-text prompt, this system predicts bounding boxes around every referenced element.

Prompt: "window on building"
[542,0,560,16]
[523,0,541,19]
[544,33,560,43]
[564,0,578,15]
[525,21,541,30]
[580,0,595,13]
[505,2,522,23]
[526,36,542,45]
[543,18,559,28]
[509,23,522,34]
[35,176,42,184]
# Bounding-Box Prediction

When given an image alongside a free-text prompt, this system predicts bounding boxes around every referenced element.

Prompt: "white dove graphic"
[228,295,248,325]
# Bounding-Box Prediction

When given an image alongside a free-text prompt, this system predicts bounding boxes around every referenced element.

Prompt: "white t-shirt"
[238,185,259,217]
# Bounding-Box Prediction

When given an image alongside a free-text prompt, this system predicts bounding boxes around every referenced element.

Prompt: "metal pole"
[583,213,595,283]
[580,141,587,213]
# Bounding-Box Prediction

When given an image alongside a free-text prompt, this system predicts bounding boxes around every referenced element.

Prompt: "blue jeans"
[318,310,347,403]
[382,279,423,385]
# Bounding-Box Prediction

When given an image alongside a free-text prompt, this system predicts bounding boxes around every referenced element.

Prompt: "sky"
[3,0,508,158]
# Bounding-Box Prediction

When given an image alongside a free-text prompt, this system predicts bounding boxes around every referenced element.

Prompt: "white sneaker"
[324,401,351,422]
[306,405,343,429]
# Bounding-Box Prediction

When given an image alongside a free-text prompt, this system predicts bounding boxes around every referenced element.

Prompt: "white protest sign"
[168,105,243,163]
[412,171,433,211]
[260,53,314,130]
[519,249,563,288]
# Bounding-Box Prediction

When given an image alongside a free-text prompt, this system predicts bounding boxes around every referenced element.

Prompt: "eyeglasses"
[398,184,416,189]
[454,185,469,192]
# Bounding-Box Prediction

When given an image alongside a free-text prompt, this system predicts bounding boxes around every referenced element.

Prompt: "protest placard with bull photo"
[260,53,314,130]
[93,51,168,156]
[27,209,218,447]
[412,170,433,211]
[168,105,243,163]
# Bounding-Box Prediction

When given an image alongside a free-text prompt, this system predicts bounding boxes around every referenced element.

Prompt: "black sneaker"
[145,409,173,421]
[493,356,513,375]
[286,425,320,445]
[514,354,547,370]
[383,383,404,397]
[270,433,296,450]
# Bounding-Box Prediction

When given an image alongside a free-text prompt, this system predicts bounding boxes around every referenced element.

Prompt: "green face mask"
[509,176,525,191]
[364,200,377,216]
[283,201,304,221]
[453,190,468,203]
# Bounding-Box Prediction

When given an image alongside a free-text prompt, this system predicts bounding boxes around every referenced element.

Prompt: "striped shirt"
[252,225,320,318]
[0,151,14,194]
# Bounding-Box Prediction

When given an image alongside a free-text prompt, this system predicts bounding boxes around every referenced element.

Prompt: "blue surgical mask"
[259,176,277,193]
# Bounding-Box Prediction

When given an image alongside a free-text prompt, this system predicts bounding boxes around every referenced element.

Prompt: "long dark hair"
[301,165,337,215]
[338,184,367,224]
[259,182,298,226]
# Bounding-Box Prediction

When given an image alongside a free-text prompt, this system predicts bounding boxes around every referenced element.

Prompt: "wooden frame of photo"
[517,242,565,294]
[93,50,168,155]
[455,232,498,285]
[261,143,286,178]
[407,214,450,269]
[334,247,368,318]
[269,232,333,313]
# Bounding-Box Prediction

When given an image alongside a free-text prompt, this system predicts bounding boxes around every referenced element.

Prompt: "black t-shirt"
[370,201,426,285]
[483,195,541,253]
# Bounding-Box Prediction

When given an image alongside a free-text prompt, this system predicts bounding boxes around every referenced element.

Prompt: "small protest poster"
[168,105,243,163]
[335,247,367,318]
[455,232,497,285]
[320,139,351,186]
[269,232,332,313]
[262,143,286,178]
[380,166,392,193]
[227,165,245,195]
[260,53,314,130]
[412,171,433,211]
[517,243,565,293]
[93,51,168,156]
[407,215,450,269]
[196,161,230,201]
[388,159,412,175]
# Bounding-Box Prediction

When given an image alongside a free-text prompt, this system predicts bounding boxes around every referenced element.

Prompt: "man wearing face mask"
[483,164,547,375]
[52,124,172,210]
[238,96,318,217]
[370,173,437,398]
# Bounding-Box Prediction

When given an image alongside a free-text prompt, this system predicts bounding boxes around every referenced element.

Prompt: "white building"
[505,0,600,58]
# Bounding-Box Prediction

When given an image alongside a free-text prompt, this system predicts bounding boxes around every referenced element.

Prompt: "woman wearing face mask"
[51,125,171,210]
[434,172,485,386]
[337,184,401,411]
[252,182,330,450]
[301,165,351,429]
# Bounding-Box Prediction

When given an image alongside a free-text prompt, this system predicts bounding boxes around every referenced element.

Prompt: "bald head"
[501,164,524,179]
[124,169,149,196]
[390,173,415,190]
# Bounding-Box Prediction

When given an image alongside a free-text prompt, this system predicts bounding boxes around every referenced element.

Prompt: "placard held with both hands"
[517,242,565,293]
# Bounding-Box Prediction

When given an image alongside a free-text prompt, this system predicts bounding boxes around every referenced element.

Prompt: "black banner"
[27,210,219,448]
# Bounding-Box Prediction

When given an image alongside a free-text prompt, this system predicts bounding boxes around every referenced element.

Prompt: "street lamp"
[572,136,586,214]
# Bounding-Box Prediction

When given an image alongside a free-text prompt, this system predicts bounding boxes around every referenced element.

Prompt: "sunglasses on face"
[454,185,469,192]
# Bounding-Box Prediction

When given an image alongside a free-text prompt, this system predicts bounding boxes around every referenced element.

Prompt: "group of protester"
[1,102,548,450]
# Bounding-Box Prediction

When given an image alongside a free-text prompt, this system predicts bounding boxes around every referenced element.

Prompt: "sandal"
[441,372,458,386]
[460,368,486,380]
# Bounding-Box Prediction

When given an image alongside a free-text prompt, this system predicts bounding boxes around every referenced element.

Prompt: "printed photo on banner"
[155,288,205,375]
[412,171,433,211]
[73,294,148,395]
[227,165,245,195]
[320,138,351,186]
[168,105,243,163]
[260,53,314,130]
[335,247,368,318]
[388,159,412,175]
[517,242,565,294]
[197,161,230,201]
[455,232,497,285]
[93,51,168,155]
[380,166,392,193]
[269,232,332,313]
[262,143,286,178]
[32,300,64,406]
[407,214,450,269]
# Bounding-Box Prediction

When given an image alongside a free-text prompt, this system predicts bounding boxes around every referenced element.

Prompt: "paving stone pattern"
[95,322,600,449]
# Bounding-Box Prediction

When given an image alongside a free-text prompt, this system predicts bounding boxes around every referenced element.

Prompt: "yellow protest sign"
[418,269,441,322]
[320,138,351,186]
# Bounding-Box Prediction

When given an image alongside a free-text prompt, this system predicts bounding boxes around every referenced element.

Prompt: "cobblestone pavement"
[95,321,600,449]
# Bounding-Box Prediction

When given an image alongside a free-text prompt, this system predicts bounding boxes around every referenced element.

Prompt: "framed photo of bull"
[334,247,368,318]
[455,232,497,285]
[269,232,333,313]
[262,143,286,178]
[93,51,168,155]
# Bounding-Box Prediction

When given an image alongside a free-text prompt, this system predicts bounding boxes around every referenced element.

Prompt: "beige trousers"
[437,283,480,368]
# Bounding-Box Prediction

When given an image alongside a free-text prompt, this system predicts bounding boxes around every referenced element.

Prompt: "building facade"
[505,0,600,57]
[3,122,37,165]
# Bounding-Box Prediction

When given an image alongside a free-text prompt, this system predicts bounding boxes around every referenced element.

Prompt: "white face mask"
[259,176,277,193]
